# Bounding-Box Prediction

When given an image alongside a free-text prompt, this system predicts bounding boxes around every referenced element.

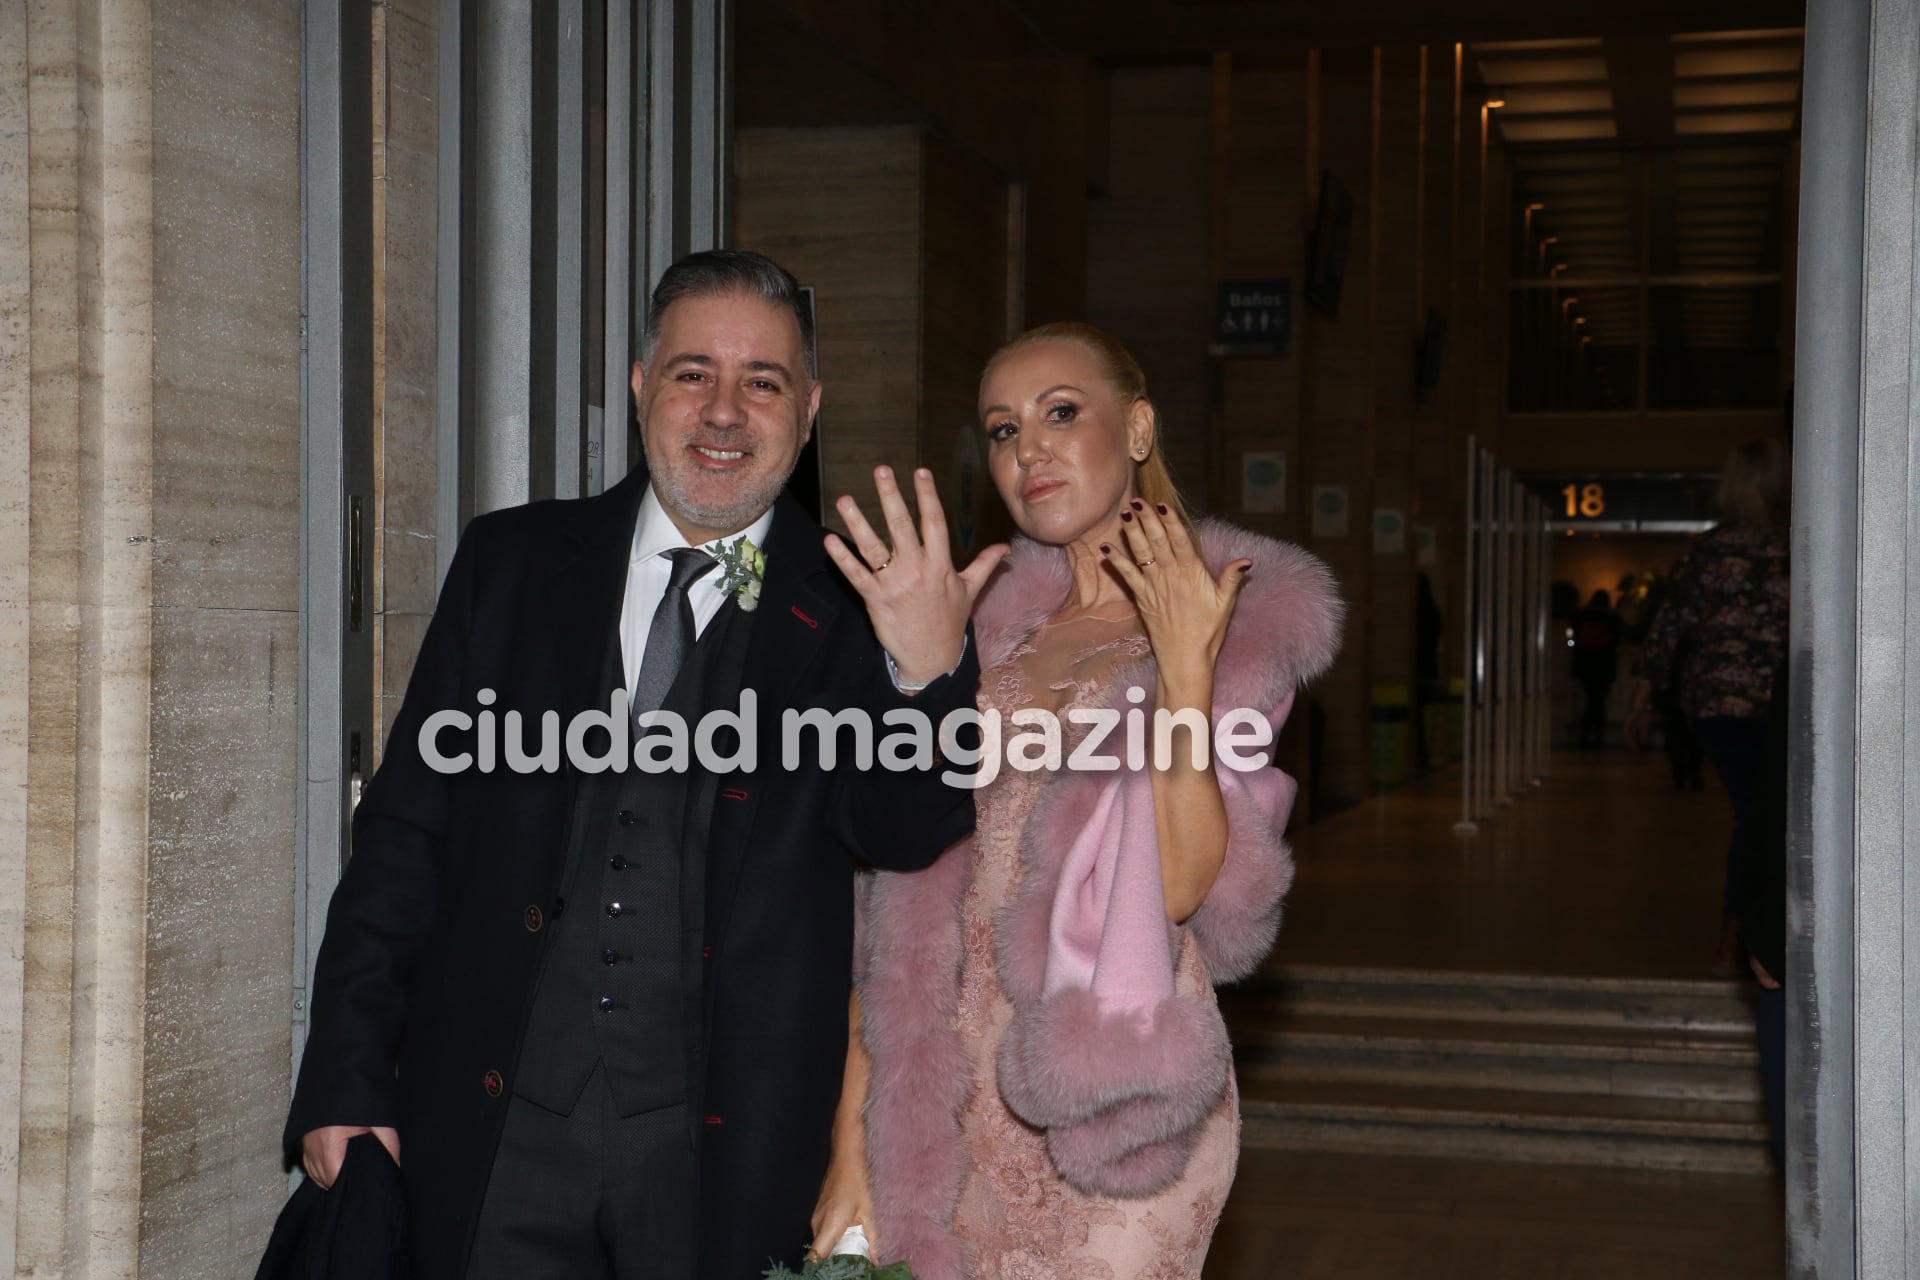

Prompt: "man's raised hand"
[824,466,1008,686]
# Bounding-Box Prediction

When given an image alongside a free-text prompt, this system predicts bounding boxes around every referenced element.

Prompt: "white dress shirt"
[618,486,777,698]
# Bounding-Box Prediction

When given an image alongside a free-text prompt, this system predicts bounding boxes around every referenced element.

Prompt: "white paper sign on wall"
[1311,485,1350,538]
[1242,451,1287,514]
[1373,508,1407,555]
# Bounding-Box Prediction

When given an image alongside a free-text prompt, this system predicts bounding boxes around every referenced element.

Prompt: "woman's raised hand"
[1103,500,1251,686]
[826,466,1009,686]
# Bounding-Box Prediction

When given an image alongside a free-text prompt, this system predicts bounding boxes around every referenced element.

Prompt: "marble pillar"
[3,0,306,1273]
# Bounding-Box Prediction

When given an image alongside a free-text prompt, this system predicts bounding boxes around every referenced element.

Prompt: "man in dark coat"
[284,250,1003,1279]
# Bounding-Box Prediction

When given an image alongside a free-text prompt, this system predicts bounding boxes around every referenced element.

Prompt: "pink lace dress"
[948,619,1238,1280]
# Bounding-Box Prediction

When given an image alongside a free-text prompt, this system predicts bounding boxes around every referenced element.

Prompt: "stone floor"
[1207,1148,1784,1278]
[1275,748,1734,978]
[1204,748,1786,1278]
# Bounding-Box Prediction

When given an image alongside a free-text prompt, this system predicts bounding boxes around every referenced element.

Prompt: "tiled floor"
[1205,750,1785,1277]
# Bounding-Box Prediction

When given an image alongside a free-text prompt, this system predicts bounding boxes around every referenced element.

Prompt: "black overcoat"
[285,471,980,1279]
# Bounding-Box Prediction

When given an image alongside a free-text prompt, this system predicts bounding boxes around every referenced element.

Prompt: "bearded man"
[286,250,1001,1279]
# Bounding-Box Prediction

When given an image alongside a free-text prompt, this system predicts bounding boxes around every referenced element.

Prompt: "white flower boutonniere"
[707,535,767,612]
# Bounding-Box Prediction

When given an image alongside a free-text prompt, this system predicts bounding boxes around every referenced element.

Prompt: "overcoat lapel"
[704,492,845,957]
[516,469,646,905]
[527,467,648,728]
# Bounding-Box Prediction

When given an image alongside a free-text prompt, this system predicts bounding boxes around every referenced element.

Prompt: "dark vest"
[513,597,754,1118]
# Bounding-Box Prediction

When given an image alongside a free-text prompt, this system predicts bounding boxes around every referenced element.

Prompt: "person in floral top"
[1626,436,1790,942]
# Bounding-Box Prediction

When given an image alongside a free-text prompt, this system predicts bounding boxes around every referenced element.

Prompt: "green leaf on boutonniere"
[707,535,767,613]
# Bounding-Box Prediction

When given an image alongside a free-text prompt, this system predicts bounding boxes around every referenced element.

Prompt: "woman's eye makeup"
[1044,401,1078,423]
[986,420,1018,442]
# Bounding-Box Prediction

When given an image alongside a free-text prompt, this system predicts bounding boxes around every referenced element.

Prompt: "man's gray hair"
[641,249,817,379]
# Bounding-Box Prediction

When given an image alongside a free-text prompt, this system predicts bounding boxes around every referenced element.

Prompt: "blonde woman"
[815,323,1342,1278]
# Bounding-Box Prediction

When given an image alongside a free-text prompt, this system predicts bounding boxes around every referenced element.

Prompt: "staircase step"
[1230,964,1756,1034]
[1238,1078,1773,1174]
[1227,1010,1762,1102]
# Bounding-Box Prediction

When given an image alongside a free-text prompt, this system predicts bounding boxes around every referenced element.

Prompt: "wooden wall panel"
[734,126,924,524]
[1300,48,1380,809]
[1086,65,1213,516]
[1370,47,1426,699]
[920,133,1011,556]
[1216,55,1313,543]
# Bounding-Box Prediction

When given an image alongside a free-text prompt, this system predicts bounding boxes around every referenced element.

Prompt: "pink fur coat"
[856,520,1343,1278]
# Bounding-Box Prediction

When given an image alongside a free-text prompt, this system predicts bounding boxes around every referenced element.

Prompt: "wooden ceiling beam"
[1010,0,1803,57]
[1602,35,1675,146]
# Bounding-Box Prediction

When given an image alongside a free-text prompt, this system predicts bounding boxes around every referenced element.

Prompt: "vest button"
[482,1069,504,1098]
[602,948,619,965]
[617,809,639,827]
[597,996,615,1012]
[610,855,629,871]
[523,904,544,932]
[606,902,624,918]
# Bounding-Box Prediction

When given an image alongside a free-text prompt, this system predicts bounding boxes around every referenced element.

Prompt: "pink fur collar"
[972,518,1343,713]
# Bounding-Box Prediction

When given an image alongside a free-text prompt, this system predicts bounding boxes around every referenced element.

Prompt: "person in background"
[1625,436,1790,955]
[1654,630,1706,790]
[1569,589,1622,748]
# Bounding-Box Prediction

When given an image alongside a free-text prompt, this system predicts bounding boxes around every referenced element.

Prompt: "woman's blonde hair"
[1715,435,1790,529]
[984,321,1193,529]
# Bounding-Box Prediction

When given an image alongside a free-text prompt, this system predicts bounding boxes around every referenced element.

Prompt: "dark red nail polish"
[1121,510,1133,522]
[1130,499,1144,511]
[1100,544,1111,555]
[1156,503,1169,516]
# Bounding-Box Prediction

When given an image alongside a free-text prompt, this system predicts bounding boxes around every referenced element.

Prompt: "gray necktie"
[632,547,718,721]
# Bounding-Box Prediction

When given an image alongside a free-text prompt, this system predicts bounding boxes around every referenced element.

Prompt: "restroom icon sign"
[1213,279,1292,353]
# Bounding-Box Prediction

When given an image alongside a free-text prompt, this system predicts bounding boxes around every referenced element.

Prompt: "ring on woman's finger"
[873,558,891,572]
[1136,557,1156,567]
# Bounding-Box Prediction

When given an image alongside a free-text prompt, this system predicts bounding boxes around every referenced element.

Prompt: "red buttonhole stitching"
[721,787,749,801]
[790,605,818,628]
[704,1115,724,1125]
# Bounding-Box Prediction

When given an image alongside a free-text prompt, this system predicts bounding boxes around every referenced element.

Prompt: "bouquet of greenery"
[761,1256,914,1280]
[763,1226,914,1280]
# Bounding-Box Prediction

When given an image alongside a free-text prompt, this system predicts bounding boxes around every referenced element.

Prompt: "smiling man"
[285,251,1000,1279]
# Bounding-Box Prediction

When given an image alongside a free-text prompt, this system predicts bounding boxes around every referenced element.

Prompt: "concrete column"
[0,4,29,1258]
[1792,0,1920,1271]
[2,0,302,1272]
[375,0,444,748]
[9,0,158,1272]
